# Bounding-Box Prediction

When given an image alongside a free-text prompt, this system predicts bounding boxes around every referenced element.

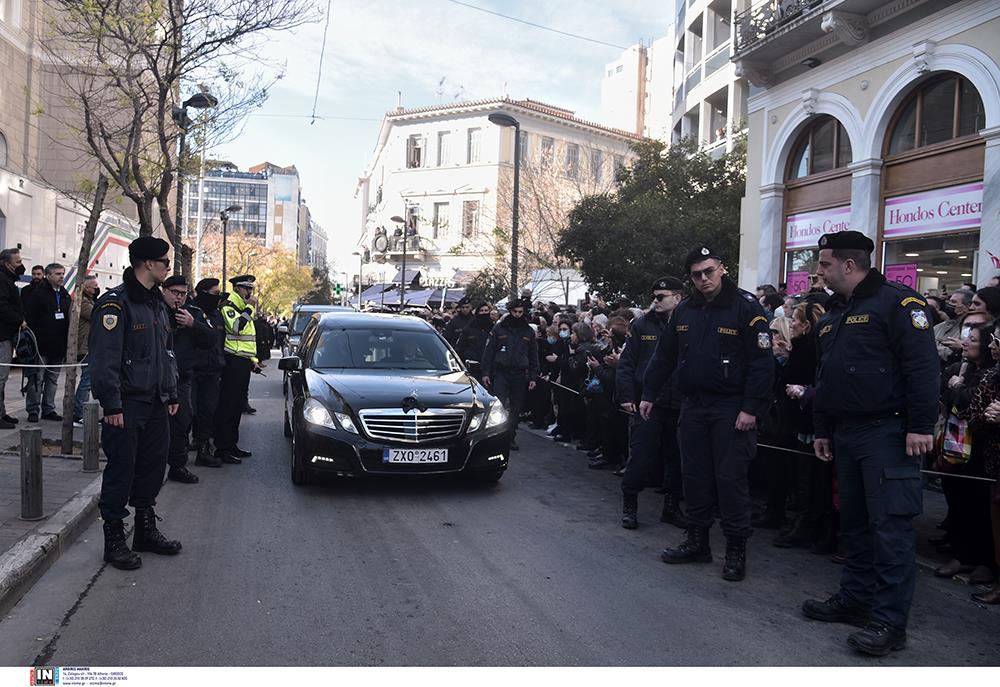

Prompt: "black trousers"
[492,369,527,441]
[99,396,169,521]
[191,370,221,445]
[623,406,682,498]
[168,376,193,468]
[942,472,994,568]
[213,355,251,453]
[677,398,756,538]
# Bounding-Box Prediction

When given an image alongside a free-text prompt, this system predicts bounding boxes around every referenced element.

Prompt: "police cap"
[652,276,684,293]
[128,236,170,262]
[457,296,471,307]
[684,245,722,273]
[817,230,874,253]
[229,274,256,288]
[162,275,187,290]
[195,278,220,292]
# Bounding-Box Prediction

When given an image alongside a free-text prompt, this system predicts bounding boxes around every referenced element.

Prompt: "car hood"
[307,369,488,412]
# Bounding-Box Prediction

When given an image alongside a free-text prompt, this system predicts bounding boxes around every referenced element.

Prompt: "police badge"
[757,332,771,349]
[910,309,929,330]
[102,313,119,331]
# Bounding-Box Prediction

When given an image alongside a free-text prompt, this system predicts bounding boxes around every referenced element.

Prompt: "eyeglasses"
[166,288,187,297]
[150,258,170,268]
[689,266,718,281]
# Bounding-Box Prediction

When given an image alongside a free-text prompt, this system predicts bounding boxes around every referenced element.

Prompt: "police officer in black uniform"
[190,278,226,467]
[618,276,686,529]
[801,231,938,657]
[443,296,473,345]
[162,275,216,483]
[90,237,181,571]
[641,245,773,581]
[481,299,539,451]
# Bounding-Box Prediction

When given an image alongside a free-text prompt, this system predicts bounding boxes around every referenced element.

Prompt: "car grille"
[358,409,466,444]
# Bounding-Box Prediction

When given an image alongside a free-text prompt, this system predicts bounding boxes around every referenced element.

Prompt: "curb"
[0,474,103,617]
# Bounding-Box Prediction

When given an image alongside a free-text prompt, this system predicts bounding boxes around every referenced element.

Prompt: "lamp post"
[171,91,217,277]
[488,112,521,300]
[351,250,364,305]
[390,206,410,310]
[219,204,242,287]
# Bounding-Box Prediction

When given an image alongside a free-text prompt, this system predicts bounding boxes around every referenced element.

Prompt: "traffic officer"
[801,231,938,657]
[190,278,225,467]
[640,245,773,582]
[213,274,260,463]
[443,296,473,345]
[617,276,686,530]
[481,298,539,451]
[161,275,215,483]
[89,237,181,571]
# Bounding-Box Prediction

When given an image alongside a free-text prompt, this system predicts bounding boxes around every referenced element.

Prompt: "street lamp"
[171,91,217,276]
[390,207,410,310]
[220,204,242,287]
[351,250,364,304]
[488,112,521,300]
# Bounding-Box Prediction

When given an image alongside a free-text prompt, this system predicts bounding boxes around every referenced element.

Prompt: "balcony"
[734,0,823,55]
[370,232,426,261]
[704,41,732,79]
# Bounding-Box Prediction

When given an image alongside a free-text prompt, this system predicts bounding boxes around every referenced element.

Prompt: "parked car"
[280,312,510,486]
[280,304,357,358]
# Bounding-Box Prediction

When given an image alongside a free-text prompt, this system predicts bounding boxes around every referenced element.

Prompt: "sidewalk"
[0,371,104,615]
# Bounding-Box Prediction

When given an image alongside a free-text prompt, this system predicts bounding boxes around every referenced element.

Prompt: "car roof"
[292,304,356,313]
[315,312,434,331]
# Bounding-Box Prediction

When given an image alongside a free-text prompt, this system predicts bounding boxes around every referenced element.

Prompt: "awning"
[351,283,395,306]
[391,269,422,284]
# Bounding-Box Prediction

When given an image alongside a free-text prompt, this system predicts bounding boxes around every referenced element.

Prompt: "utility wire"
[311,0,334,125]
[444,0,627,50]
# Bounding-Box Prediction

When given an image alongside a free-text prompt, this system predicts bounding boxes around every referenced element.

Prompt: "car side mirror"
[277,325,288,334]
[278,356,302,371]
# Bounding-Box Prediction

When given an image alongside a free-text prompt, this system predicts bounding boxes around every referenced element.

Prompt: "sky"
[214,0,673,278]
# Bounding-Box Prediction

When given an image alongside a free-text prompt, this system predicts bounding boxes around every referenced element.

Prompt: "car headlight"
[333,411,358,434]
[468,402,506,432]
[303,399,358,434]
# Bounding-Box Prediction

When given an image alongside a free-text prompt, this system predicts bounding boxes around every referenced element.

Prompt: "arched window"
[0,131,8,169]
[786,116,852,180]
[886,75,985,155]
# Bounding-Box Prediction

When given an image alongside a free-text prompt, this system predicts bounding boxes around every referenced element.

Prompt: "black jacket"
[616,309,673,406]
[813,269,939,438]
[171,302,217,380]
[642,277,774,415]
[191,292,226,374]
[481,315,539,379]
[255,316,275,361]
[454,313,493,364]
[444,311,473,345]
[23,280,71,359]
[88,268,178,414]
[0,267,24,343]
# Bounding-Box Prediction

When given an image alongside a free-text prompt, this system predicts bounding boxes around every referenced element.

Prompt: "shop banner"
[885,263,918,289]
[786,271,811,296]
[785,206,851,249]
[883,182,982,238]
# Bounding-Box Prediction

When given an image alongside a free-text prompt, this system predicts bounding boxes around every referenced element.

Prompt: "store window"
[882,231,979,295]
[886,75,985,155]
[786,116,852,180]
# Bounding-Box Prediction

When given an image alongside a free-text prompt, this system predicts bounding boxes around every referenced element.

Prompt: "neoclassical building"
[734,0,999,294]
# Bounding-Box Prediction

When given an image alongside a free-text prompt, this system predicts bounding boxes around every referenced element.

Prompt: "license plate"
[383,448,449,464]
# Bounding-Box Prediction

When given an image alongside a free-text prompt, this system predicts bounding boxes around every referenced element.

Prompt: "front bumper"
[297,421,510,476]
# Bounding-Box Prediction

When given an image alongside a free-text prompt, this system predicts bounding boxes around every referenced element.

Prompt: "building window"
[432,202,449,239]
[0,130,7,168]
[462,201,479,239]
[787,116,853,180]
[615,65,623,73]
[406,134,425,168]
[886,75,985,156]
[613,154,625,179]
[591,150,602,183]
[466,128,481,164]
[437,131,452,166]
[518,131,529,166]
[541,137,555,167]
[565,143,580,179]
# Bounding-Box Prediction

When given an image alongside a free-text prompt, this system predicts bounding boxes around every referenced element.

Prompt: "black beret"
[817,230,874,253]
[457,297,470,306]
[652,276,684,292]
[684,245,722,273]
[195,278,219,292]
[162,275,188,290]
[229,274,255,287]
[128,236,170,262]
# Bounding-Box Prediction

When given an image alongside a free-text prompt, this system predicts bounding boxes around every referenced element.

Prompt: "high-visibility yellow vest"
[221,292,258,362]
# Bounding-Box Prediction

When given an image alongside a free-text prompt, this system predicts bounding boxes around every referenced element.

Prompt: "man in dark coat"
[454,302,493,378]
[443,297,473,345]
[481,299,539,450]
[23,263,71,421]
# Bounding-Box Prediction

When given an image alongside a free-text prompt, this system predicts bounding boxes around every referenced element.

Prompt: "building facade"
[355,97,639,289]
[734,0,999,293]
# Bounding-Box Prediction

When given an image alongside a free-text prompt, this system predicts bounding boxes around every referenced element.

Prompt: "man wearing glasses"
[481,298,539,451]
[640,245,773,582]
[802,230,938,657]
[89,237,181,571]
[617,276,686,530]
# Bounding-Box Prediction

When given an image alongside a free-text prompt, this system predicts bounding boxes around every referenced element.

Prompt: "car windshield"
[290,311,317,336]
[312,327,459,371]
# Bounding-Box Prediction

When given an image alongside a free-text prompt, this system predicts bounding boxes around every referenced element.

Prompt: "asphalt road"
[1,371,998,666]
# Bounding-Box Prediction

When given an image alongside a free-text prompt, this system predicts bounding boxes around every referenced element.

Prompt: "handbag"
[940,406,973,465]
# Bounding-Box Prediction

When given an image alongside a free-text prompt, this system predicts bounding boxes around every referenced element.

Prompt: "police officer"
[640,245,773,581]
[213,275,260,463]
[190,278,226,467]
[801,231,938,657]
[90,237,181,570]
[443,296,473,345]
[481,299,539,451]
[618,276,686,530]
[161,276,216,483]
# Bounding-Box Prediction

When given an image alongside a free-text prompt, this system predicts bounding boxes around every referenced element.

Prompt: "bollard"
[82,400,100,473]
[19,427,43,521]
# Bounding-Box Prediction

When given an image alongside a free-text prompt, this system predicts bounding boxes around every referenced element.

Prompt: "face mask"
[546,336,557,345]
[559,329,570,339]
[196,292,223,311]
[14,264,26,276]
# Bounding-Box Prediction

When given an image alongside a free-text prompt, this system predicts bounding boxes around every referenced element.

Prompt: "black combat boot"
[132,507,182,555]
[847,622,907,656]
[103,519,141,570]
[773,515,812,548]
[722,536,748,581]
[661,527,712,564]
[659,494,687,529]
[195,444,222,468]
[621,494,638,530]
[167,466,199,483]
